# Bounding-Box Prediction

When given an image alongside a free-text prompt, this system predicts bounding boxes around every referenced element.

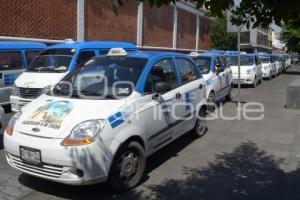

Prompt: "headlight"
[61,120,106,146]
[11,84,19,96]
[246,69,253,74]
[6,111,22,136]
[40,85,51,95]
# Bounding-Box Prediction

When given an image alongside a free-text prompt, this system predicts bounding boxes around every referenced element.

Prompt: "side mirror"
[153,81,171,94]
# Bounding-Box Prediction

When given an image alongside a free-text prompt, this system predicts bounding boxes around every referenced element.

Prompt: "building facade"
[0,0,213,52]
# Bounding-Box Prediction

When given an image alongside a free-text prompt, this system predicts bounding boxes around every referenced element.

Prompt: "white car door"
[175,57,204,131]
[255,55,262,79]
[216,56,227,100]
[139,58,183,151]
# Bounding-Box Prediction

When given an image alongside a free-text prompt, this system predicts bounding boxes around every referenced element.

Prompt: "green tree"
[281,19,300,53]
[210,18,237,50]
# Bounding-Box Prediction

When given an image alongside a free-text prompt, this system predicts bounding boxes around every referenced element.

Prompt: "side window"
[176,58,198,84]
[219,56,226,70]
[0,51,24,70]
[145,59,178,94]
[25,51,40,65]
[76,51,95,65]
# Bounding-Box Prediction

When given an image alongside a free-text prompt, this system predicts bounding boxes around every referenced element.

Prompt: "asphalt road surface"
[1,65,300,200]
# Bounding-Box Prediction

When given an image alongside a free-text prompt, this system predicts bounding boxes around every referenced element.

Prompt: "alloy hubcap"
[118,152,139,182]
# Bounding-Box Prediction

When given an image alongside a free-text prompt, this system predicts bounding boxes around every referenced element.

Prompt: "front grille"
[19,87,41,99]
[9,154,63,178]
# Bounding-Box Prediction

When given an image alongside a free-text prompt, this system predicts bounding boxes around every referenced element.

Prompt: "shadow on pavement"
[284,71,300,76]
[18,132,198,199]
[146,142,300,200]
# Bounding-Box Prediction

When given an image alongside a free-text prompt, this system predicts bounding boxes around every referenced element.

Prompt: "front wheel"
[193,108,207,138]
[252,76,258,88]
[108,141,146,192]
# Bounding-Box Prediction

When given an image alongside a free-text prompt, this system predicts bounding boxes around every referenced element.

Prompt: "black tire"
[225,84,233,101]
[269,72,273,80]
[2,105,11,113]
[108,141,146,192]
[259,76,263,83]
[193,108,207,138]
[207,92,215,112]
[252,76,258,88]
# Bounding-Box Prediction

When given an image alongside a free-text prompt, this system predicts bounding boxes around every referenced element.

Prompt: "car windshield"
[229,55,254,66]
[193,56,211,74]
[270,56,277,62]
[51,57,147,99]
[27,48,74,73]
[259,56,270,63]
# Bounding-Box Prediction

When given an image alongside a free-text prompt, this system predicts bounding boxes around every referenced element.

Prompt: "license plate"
[20,146,42,166]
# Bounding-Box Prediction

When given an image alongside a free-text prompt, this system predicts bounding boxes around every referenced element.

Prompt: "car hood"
[14,95,127,139]
[15,72,67,88]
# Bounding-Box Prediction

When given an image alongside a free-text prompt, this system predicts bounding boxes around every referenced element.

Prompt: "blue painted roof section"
[124,51,184,59]
[0,42,46,49]
[206,50,226,54]
[47,41,137,50]
[192,53,219,57]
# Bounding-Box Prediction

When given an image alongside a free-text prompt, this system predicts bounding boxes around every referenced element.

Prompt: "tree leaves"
[210,18,237,50]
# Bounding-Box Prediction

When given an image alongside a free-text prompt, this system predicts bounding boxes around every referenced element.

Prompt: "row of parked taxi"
[1,40,297,192]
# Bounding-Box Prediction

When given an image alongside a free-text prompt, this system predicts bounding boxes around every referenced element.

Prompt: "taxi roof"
[0,41,46,49]
[191,52,223,57]
[108,51,185,59]
[48,41,137,50]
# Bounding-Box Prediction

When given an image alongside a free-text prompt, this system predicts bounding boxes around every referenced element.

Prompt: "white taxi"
[4,49,207,191]
[228,53,263,87]
[258,53,276,80]
[190,52,233,110]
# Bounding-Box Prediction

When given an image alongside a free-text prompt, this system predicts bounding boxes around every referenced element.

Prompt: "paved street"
[1,65,300,200]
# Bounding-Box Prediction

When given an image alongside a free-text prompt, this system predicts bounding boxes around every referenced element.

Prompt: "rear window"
[0,51,24,70]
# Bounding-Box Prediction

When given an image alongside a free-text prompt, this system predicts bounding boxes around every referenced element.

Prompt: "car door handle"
[175,92,181,99]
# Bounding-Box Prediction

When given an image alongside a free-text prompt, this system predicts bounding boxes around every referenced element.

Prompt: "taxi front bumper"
[232,73,255,85]
[4,130,116,185]
[262,68,271,78]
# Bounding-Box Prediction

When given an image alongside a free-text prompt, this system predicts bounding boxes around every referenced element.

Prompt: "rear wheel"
[225,84,233,101]
[268,73,272,80]
[108,141,146,192]
[207,92,215,112]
